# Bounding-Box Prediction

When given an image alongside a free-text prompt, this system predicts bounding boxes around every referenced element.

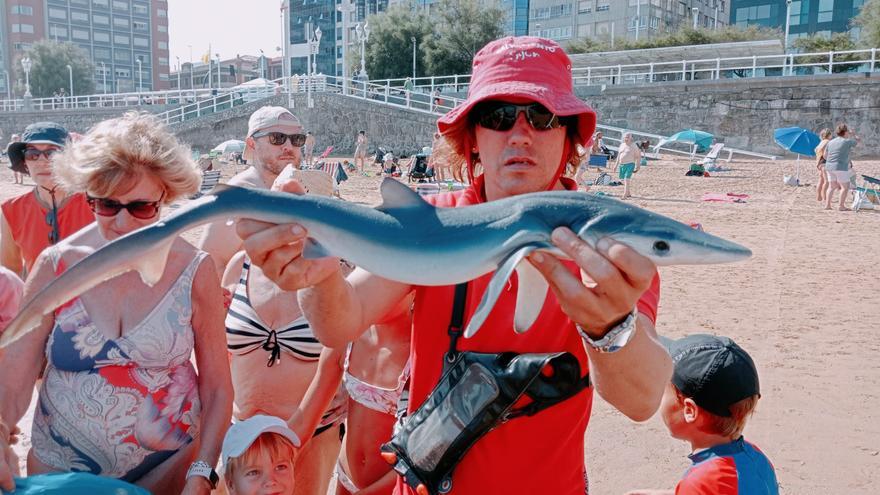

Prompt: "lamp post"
[355,22,370,80]
[175,56,181,95]
[188,44,194,91]
[259,49,266,79]
[66,64,73,107]
[692,7,699,29]
[634,1,640,41]
[100,61,107,93]
[784,0,793,52]
[3,71,10,99]
[714,4,719,30]
[411,36,417,79]
[136,58,142,94]
[338,0,355,94]
[21,57,32,98]
[313,26,322,76]
[216,53,221,90]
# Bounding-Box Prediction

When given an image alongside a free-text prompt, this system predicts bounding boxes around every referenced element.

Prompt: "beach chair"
[191,170,222,199]
[852,174,880,212]
[407,154,434,183]
[701,143,726,171]
[587,154,608,169]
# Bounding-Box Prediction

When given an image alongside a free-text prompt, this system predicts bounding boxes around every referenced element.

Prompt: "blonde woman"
[0,112,233,495]
[815,128,832,203]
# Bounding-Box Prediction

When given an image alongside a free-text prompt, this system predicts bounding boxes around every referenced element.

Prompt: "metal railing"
[0,88,221,112]
[369,47,879,92]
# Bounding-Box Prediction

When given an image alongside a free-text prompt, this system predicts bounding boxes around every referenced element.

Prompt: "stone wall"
[581,72,879,157]
[0,104,173,138]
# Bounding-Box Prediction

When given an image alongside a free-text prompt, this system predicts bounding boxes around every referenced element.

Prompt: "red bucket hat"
[437,36,596,147]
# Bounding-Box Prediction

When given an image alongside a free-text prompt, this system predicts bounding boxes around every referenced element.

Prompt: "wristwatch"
[186,460,219,489]
[576,307,638,353]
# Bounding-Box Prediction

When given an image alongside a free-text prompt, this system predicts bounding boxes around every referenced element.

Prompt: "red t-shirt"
[1,190,94,275]
[394,176,661,495]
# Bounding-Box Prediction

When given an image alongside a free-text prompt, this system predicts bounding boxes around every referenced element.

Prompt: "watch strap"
[576,307,638,353]
[186,460,219,489]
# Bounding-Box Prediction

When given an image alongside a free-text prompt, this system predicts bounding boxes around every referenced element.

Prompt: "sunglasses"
[87,192,165,220]
[24,148,59,161]
[472,102,569,132]
[253,131,307,147]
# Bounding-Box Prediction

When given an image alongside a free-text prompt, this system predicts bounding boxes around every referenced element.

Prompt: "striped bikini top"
[225,258,323,366]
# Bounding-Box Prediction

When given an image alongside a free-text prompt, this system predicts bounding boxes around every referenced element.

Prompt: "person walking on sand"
[823,124,859,211]
[815,128,832,203]
[615,133,642,199]
[354,131,368,175]
[304,131,316,168]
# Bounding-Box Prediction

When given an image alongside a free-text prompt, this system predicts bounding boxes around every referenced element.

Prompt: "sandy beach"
[3,154,879,494]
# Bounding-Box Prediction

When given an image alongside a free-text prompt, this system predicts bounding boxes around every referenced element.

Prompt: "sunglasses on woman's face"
[87,192,165,220]
[253,131,307,147]
[472,102,567,132]
[24,148,59,161]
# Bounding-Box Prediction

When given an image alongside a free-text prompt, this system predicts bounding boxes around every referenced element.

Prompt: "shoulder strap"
[445,282,468,358]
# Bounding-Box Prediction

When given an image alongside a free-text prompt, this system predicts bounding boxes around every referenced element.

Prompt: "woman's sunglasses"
[24,148,59,161]
[253,131,307,147]
[87,192,165,220]
[472,102,569,132]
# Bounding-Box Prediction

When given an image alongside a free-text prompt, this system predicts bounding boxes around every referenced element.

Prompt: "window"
[157,8,167,17]
[817,0,834,22]
[10,5,34,15]
[72,29,90,40]
[596,1,610,12]
[94,31,111,42]
[132,3,148,15]
[113,0,129,11]
[114,17,129,28]
[115,68,131,78]
[49,8,67,19]
[13,42,32,51]
[114,34,130,45]
[93,0,109,7]
[93,14,109,24]
[133,20,147,30]
[578,23,592,36]
[158,41,168,49]
[159,57,169,66]
[50,25,68,38]
[578,0,591,13]
[11,24,34,34]
[94,47,111,59]
[71,11,89,22]
[158,25,167,32]
[115,50,131,62]
[133,36,149,47]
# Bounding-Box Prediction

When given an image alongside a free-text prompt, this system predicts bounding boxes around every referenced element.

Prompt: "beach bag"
[594,172,612,185]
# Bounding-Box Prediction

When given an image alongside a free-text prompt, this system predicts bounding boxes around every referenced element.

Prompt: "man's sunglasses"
[24,148,59,161]
[472,102,570,131]
[253,131,307,147]
[87,192,165,220]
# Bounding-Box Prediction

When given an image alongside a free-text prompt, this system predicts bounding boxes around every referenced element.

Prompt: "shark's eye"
[653,240,670,255]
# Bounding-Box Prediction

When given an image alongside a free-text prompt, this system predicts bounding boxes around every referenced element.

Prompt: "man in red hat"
[237,36,672,494]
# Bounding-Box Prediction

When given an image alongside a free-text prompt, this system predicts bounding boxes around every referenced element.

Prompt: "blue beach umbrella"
[773,127,819,157]
[655,129,714,154]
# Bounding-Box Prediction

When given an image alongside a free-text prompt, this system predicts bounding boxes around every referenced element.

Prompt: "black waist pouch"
[380,284,589,494]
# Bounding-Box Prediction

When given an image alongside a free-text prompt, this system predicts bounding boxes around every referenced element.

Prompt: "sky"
[168,1,283,68]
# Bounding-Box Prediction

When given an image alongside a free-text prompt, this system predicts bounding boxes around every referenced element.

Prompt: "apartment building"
[731,0,865,42]
[0,0,170,96]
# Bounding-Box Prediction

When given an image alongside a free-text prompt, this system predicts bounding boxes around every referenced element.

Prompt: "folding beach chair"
[191,169,222,199]
[852,174,880,212]
[319,146,334,159]
[587,154,608,169]
[701,143,726,171]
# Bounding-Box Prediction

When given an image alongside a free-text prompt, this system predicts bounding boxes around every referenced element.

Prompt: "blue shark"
[0,179,751,347]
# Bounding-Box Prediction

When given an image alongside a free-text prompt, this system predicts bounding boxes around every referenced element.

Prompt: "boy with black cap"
[1,122,93,277]
[628,334,778,495]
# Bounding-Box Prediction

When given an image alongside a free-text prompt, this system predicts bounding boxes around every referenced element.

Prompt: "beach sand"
[3,155,879,494]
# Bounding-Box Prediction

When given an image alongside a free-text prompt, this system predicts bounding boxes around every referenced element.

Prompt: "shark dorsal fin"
[376,178,432,213]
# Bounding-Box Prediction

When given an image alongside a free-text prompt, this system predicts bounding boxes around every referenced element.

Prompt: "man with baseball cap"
[626,335,778,495]
[1,122,93,277]
[198,106,307,275]
[236,37,671,494]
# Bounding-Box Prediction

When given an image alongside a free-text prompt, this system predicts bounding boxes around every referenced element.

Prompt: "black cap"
[661,334,760,418]
[7,122,69,175]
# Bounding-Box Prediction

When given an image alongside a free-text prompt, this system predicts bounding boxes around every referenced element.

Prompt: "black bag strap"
[445,282,468,359]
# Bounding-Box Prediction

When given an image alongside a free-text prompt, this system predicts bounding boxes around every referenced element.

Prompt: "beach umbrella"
[654,129,714,154]
[213,139,246,154]
[773,127,819,186]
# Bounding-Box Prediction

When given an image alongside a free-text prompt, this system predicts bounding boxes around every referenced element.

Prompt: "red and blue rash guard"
[677,437,779,495]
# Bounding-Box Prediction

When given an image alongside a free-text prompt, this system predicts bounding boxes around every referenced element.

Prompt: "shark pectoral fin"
[302,238,331,259]
[463,244,542,339]
[513,260,549,334]
[133,236,175,287]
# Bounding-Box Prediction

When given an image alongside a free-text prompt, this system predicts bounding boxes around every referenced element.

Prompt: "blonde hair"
[819,128,833,140]
[53,111,200,202]
[675,387,759,438]
[224,432,297,482]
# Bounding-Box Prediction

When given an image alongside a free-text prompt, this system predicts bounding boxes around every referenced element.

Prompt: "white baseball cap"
[221,415,301,468]
[243,106,302,161]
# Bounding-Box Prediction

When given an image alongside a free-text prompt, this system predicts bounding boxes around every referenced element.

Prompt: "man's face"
[473,102,568,201]
[247,124,303,177]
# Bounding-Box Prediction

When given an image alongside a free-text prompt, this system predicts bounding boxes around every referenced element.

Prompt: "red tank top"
[1,190,94,275]
[394,176,660,495]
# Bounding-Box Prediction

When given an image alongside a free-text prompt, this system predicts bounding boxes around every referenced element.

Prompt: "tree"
[567,25,782,54]
[364,3,433,80]
[853,0,880,48]
[14,40,95,98]
[792,33,860,73]
[421,0,506,76]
